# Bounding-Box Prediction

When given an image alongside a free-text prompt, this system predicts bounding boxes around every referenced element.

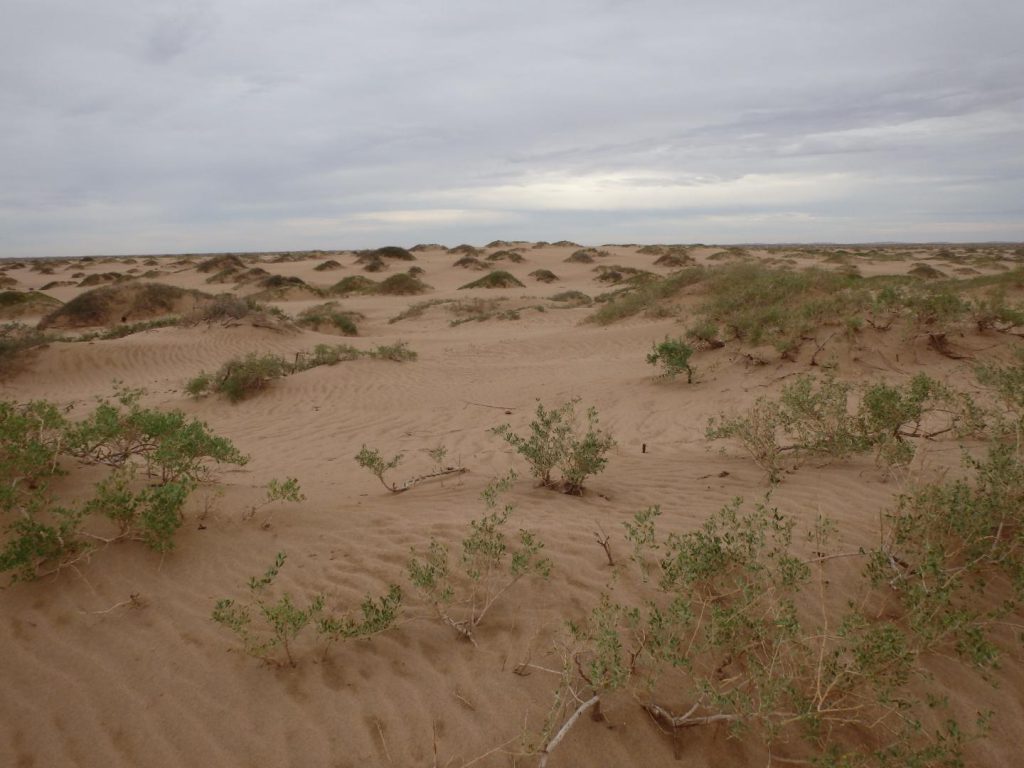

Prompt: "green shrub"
[646,337,695,382]
[1,389,246,581]
[65,386,248,483]
[212,552,324,667]
[355,445,404,492]
[84,466,192,552]
[407,472,549,642]
[869,445,1024,670]
[975,348,1024,438]
[367,341,417,361]
[190,353,290,402]
[684,319,723,349]
[245,477,306,527]
[544,498,982,767]
[708,374,981,480]
[492,399,615,494]
[213,551,400,667]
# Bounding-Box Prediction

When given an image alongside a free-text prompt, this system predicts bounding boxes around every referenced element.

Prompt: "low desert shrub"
[189,353,290,402]
[492,399,615,494]
[0,323,57,371]
[0,388,246,581]
[459,270,526,289]
[354,445,404,492]
[539,498,986,767]
[869,444,1024,670]
[376,273,430,295]
[213,552,402,666]
[708,374,981,480]
[296,302,360,335]
[529,269,559,283]
[407,472,549,642]
[188,343,416,401]
[646,337,695,382]
[65,385,248,483]
[366,340,417,361]
[244,477,305,527]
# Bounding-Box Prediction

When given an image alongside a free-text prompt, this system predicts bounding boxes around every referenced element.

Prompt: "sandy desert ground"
[2,242,1023,767]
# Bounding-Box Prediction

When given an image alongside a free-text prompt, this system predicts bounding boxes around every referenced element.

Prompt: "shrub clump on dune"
[187,342,417,401]
[529,269,559,283]
[330,273,430,296]
[370,246,416,261]
[587,266,705,325]
[313,259,343,271]
[196,254,247,273]
[487,250,525,263]
[330,275,379,296]
[459,271,526,290]
[0,291,62,320]
[453,256,488,270]
[296,302,361,335]
[550,290,592,307]
[78,272,130,287]
[376,273,431,295]
[39,283,207,329]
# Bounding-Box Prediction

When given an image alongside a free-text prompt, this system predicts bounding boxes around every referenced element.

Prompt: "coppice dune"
[2,241,1024,767]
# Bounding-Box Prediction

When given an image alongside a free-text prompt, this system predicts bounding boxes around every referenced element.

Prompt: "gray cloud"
[1,0,1022,256]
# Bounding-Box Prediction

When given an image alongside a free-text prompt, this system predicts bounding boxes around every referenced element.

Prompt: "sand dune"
[2,243,1023,767]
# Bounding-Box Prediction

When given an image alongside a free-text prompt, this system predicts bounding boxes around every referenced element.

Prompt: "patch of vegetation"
[593,264,654,285]
[40,283,205,329]
[564,249,605,263]
[0,291,61,320]
[369,246,416,261]
[486,249,525,263]
[707,373,979,481]
[453,255,488,270]
[0,388,247,581]
[528,269,559,283]
[909,263,946,279]
[196,254,247,273]
[0,322,56,370]
[296,302,360,335]
[213,552,401,666]
[185,294,290,328]
[587,266,704,325]
[313,259,342,271]
[387,298,453,324]
[646,337,695,383]
[458,271,526,290]
[407,471,550,642]
[549,290,592,307]
[492,399,615,494]
[187,342,417,400]
[376,273,431,295]
[330,275,379,295]
[540,497,987,767]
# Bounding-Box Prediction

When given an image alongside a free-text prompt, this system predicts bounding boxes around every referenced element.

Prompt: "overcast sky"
[2,1,1022,256]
